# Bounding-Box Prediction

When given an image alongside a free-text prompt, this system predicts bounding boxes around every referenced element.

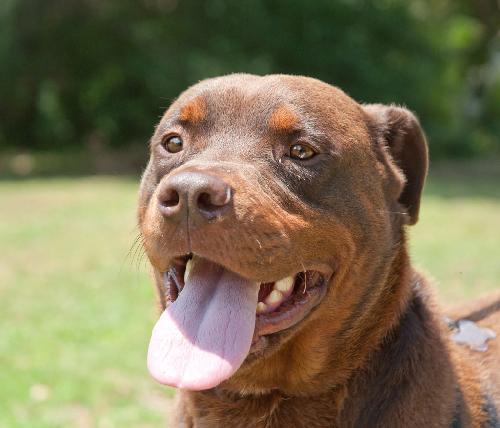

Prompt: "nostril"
[197,192,219,213]
[196,184,232,219]
[159,188,180,208]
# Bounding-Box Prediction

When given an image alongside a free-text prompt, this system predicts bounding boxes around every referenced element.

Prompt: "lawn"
[1,162,499,427]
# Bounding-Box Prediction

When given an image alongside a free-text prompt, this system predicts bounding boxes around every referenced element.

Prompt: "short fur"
[138,74,499,427]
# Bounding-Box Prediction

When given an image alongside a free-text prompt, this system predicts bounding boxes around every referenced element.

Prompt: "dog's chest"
[183,393,340,428]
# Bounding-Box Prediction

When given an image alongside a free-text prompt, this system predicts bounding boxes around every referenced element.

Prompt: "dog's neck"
[339,277,457,425]
[176,243,477,426]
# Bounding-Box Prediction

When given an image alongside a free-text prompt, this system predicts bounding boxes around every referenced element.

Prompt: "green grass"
[1,163,499,427]
[409,161,500,302]
[0,177,172,427]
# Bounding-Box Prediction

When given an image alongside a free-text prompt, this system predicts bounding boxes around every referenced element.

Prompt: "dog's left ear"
[363,104,429,225]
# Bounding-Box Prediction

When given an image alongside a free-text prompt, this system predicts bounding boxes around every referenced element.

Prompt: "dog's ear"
[363,104,429,225]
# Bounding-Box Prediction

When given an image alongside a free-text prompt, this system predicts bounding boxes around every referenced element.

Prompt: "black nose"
[157,171,232,221]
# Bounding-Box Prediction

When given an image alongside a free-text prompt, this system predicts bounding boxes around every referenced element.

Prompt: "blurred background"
[0,0,499,426]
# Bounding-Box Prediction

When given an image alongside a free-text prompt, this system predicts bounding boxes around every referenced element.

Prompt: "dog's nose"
[157,171,232,221]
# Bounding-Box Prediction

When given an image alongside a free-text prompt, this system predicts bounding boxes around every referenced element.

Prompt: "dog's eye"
[162,135,183,153]
[289,143,316,160]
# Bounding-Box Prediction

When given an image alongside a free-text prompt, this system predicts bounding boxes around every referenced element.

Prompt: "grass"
[0,178,171,427]
[0,161,499,427]
[409,160,500,302]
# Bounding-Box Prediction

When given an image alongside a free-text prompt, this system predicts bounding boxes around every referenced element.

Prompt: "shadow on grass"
[425,159,500,199]
[0,149,147,181]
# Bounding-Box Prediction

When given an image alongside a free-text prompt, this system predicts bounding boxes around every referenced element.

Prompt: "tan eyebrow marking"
[179,96,207,124]
[269,105,300,133]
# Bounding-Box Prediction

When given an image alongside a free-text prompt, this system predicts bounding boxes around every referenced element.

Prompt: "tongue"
[147,257,260,391]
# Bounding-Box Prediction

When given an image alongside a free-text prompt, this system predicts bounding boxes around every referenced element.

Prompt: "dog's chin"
[158,253,331,359]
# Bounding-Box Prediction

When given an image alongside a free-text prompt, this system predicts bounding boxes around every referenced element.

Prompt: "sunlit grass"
[410,162,500,302]
[0,177,172,428]
[0,163,499,427]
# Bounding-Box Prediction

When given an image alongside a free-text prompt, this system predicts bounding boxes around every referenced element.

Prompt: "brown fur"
[268,105,300,133]
[178,96,207,125]
[138,74,499,427]
[448,292,500,405]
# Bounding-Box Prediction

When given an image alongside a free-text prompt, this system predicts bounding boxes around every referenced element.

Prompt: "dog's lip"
[252,275,328,343]
[160,254,332,341]
[163,253,334,284]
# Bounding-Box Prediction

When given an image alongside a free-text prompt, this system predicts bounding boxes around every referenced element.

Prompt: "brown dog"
[138,74,499,427]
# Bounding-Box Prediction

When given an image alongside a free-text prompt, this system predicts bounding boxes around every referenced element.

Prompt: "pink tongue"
[147,257,259,391]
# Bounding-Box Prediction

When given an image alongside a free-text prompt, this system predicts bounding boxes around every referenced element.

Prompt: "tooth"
[256,302,267,314]
[265,289,284,306]
[184,259,193,283]
[274,276,294,294]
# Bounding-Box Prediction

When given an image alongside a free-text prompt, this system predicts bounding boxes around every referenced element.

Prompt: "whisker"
[255,238,263,250]
[376,210,407,215]
[125,229,148,274]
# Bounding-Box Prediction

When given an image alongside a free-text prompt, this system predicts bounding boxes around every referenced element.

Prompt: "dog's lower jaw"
[202,245,414,398]
[161,242,492,427]
[174,269,477,428]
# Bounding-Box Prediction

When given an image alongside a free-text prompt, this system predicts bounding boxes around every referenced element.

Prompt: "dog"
[138,74,499,427]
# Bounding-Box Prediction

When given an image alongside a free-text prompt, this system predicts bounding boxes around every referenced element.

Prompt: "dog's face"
[138,74,428,394]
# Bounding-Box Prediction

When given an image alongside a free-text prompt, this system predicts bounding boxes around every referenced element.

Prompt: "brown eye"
[289,143,316,160]
[162,135,183,153]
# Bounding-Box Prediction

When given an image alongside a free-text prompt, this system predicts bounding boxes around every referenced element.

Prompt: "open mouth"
[148,254,328,391]
[163,253,327,340]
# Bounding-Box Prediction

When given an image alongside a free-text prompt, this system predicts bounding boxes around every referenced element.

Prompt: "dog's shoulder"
[447,292,500,411]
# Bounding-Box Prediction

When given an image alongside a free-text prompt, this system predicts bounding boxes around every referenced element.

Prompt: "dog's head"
[138,74,428,394]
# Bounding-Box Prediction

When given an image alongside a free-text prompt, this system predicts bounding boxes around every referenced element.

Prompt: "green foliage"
[0,0,498,157]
